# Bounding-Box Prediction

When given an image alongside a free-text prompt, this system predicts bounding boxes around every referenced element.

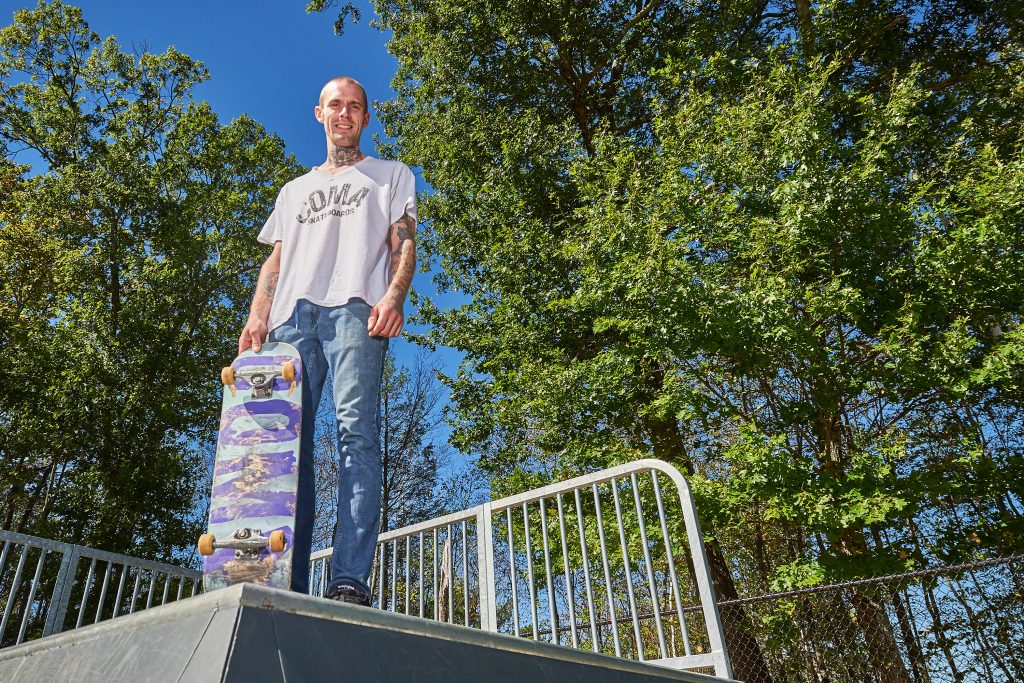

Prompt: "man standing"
[238,76,416,605]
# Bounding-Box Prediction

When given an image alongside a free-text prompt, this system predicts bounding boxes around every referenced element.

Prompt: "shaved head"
[319,77,367,110]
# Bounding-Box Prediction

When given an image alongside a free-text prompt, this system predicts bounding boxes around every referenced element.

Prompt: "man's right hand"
[239,317,269,355]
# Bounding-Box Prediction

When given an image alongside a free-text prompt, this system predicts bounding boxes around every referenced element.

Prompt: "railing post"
[476,502,497,632]
[671,470,734,680]
[43,544,80,637]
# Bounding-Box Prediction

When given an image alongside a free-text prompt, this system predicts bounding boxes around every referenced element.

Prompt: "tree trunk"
[1,479,23,529]
[793,0,815,53]
[839,529,912,683]
[873,527,930,683]
[920,577,962,680]
[889,587,931,683]
[849,586,913,683]
[645,410,776,683]
[707,543,777,683]
[15,464,54,534]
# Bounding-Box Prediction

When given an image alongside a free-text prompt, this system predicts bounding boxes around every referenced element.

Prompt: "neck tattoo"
[327,146,365,169]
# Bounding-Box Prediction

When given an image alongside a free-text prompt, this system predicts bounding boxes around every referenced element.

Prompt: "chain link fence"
[715,555,1024,683]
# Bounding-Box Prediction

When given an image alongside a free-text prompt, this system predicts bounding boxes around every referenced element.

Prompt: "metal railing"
[5,462,1018,683]
[309,459,733,678]
[0,529,202,648]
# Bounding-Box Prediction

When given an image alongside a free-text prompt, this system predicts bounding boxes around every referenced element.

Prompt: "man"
[238,76,416,606]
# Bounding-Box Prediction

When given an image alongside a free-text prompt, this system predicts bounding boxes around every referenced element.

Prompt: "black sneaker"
[324,584,371,607]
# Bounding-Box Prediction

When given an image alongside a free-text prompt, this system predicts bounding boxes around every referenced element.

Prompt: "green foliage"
[364,0,1024,600]
[305,0,362,37]
[0,1,301,560]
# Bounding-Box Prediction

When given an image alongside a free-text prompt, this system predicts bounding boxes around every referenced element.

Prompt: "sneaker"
[324,584,371,607]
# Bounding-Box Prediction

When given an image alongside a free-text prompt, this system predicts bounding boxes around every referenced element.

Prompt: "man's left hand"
[368,297,404,338]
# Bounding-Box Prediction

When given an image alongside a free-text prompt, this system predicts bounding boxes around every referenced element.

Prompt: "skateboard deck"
[199,342,303,592]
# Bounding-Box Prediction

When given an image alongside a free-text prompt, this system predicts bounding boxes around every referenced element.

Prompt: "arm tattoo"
[396,214,415,243]
[386,212,416,294]
[260,272,279,301]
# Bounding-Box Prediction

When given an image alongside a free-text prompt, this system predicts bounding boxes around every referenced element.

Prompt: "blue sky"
[0,0,465,377]
[1,0,399,166]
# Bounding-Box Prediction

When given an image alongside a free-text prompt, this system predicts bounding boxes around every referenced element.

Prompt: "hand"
[368,297,404,338]
[239,316,269,354]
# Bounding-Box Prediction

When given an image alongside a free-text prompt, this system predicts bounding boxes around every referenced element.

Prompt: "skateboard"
[198,342,303,592]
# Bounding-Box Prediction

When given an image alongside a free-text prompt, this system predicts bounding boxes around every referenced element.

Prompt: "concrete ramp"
[0,583,722,682]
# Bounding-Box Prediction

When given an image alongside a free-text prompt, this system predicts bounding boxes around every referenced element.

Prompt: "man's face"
[315,80,369,148]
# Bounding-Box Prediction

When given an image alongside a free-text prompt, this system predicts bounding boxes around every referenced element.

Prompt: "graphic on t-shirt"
[295,183,370,225]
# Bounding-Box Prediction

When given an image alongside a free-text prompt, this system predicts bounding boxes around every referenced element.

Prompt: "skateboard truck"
[198,527,287,557]
[246,371,276,399]
[221,361,297,398]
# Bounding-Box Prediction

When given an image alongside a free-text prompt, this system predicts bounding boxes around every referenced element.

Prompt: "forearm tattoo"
[260,272,279,301]
[387,213,416,298]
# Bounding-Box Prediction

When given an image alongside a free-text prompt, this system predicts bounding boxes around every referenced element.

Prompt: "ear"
[314,105,325,123]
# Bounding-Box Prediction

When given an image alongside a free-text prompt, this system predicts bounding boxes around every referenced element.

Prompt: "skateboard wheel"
[221,367,235,386]
[269,530,286,553]
[198,533,216,556]
[282,361,295,382]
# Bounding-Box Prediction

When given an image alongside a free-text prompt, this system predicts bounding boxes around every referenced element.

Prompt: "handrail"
[308,459,734,679]
[0,529,201,648]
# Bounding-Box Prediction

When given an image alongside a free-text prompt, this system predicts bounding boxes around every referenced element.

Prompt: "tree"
[309,0,1024,679]
[380,350,449,531]
[0,0,301,560]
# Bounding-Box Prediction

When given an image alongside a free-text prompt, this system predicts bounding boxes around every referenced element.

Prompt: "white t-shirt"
[258,157,416,332]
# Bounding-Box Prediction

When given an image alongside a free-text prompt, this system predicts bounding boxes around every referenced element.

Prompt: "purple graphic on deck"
[214,451,297,479]
[209,491,297,524]
[211,458,297,499]
[218,399,301,445]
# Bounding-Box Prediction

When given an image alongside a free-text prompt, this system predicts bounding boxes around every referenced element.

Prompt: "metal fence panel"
[308,460,1024,681]
[309,458,733,679]
[0,530,202,648]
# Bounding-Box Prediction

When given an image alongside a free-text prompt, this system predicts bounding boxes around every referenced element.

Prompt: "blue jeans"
[269,298,387,597]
